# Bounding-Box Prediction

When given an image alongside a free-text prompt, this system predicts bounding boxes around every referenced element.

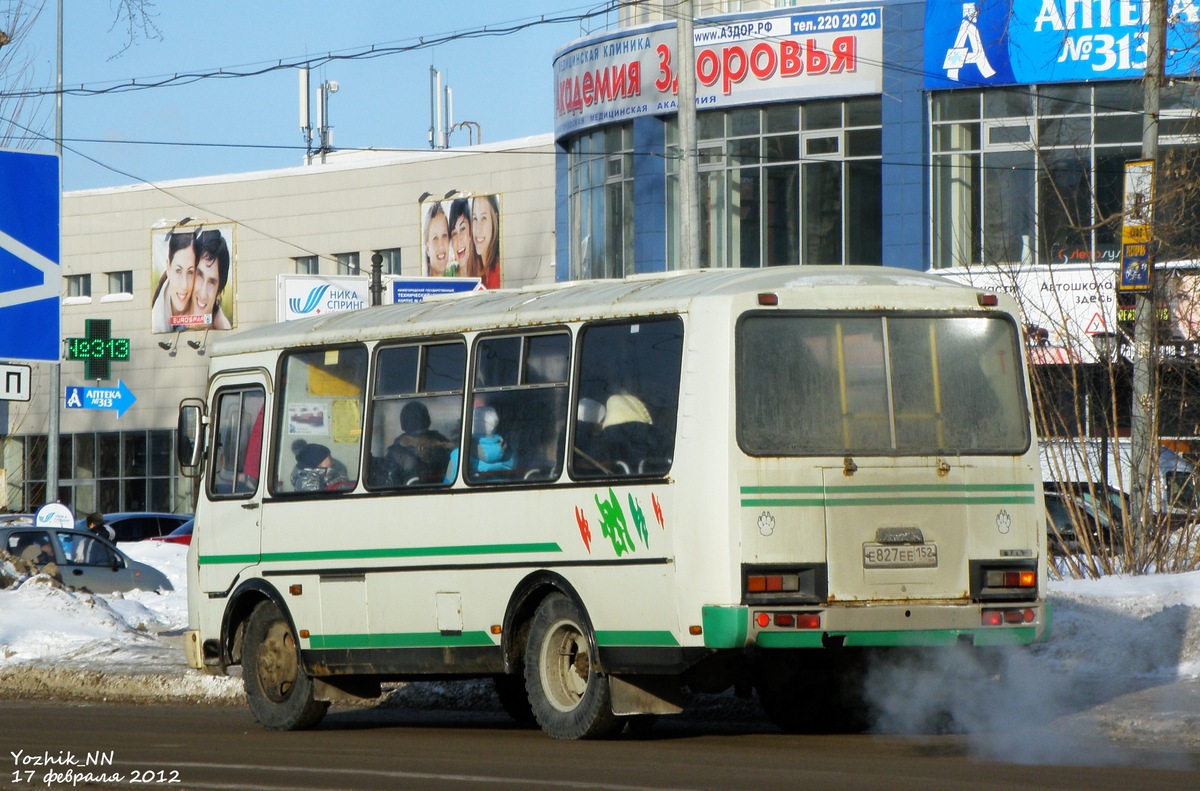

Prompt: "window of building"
[66,274,91,297]
[107,270,133,295]
[336,252,360,276]
[294,255,319,275]
[666,98,882,268]
[1,429,187,515]
[928,80,1200,269]
[374,248,402,275]
[568,124,634,280]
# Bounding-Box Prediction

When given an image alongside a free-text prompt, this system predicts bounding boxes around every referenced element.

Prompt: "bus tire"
[524,593,620,740]
[242,600,329,731]
[493,671,536,725]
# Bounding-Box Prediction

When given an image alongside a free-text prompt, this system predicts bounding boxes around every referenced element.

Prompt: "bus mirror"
[177,400,206,469]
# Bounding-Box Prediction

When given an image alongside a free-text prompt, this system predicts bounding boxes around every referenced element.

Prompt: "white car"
[1,525,172,593]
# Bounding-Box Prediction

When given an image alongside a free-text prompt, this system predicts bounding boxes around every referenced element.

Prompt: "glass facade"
[568,124,634,280]
[931,80,1200,269]
[666,99,881,268]
[1,430,192,516]
[563,98,884,276]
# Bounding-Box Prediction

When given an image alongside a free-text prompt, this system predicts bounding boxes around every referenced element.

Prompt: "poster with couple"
[419,193,502,289]
[150,221,237,334]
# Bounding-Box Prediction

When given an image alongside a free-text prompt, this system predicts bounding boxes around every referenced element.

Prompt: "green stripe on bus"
[740,482,1037,508]
[308,631,496,650]
[594,631,680,647]
[197,541,563,566]
[741,496,1036,508]
[742,483,1036,494]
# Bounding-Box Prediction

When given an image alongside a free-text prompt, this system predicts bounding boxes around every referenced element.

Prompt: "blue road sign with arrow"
[64,380,136,418]
[0,150,60,363]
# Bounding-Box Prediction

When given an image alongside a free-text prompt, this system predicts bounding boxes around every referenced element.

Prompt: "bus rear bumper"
[702,601,1051,650]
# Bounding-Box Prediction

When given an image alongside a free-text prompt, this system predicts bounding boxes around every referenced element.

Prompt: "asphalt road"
[2,700,1198,791]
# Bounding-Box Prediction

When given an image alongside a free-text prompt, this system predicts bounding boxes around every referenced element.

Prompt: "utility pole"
[1129,0,1166,566]
[47,0,62,505]
[676,1,700,270]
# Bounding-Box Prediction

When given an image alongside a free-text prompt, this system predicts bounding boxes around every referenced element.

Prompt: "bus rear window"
[737,314,1029,456]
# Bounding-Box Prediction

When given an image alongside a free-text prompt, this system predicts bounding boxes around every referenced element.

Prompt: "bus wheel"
[243,601,329,730]
[524,593,620,739]
[493,671,536,725]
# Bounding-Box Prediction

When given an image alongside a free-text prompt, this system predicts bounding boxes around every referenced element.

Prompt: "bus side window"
[210,387,266,498]
[367,340,465,490]
[273,345,368,495]
[469,332,569,484]
[571,318,683,479]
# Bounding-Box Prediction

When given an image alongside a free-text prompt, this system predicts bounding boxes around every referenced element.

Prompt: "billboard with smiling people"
[419,193,502,289]
[150,222,237,334]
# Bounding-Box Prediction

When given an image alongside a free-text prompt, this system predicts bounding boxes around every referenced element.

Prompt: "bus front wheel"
[524,593,620,739]
[242,600,329,730]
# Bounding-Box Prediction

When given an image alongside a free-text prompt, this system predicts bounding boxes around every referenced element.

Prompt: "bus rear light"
[758,292,779,306]
[977,293,999,306]
[746,574,800,593]
[985,570,1036,588]
[754,611,821,630]
[795,613,821,629]
[981,608,1036,626]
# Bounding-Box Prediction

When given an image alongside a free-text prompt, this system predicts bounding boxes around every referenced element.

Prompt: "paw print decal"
[996,509,1011,535]
[757,511,775,537]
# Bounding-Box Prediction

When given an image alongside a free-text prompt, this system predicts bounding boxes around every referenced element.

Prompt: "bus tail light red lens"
[981,608,1035,626]
[754,611,821,629]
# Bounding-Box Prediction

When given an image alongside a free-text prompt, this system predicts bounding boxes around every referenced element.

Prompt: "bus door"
[198,376,268,595]
[821,461,970,603]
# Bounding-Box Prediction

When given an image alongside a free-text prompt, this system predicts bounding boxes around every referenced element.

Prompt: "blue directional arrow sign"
[64,380,136,418]
[0,150,60,363]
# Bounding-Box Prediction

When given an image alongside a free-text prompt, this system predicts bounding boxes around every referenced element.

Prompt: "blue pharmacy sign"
[925,0,1200,89]
[64,381,137,419]
[0,150,60,363]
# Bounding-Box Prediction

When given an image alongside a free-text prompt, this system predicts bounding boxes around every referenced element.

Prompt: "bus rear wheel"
[524,593,620,740]
[242,600,329,730]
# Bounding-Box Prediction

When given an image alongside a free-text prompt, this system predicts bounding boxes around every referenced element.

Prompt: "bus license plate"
[862,543,938,569]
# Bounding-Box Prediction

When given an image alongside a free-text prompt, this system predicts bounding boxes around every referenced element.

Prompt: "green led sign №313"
[65,319,130,380]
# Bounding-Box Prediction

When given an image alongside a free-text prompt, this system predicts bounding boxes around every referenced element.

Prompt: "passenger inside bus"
[382,400,455,485]
[450,404,514,481]
[597,391,660,474]
[290,441,352,492]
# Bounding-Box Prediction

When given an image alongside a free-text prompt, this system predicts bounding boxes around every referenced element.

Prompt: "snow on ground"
[1,543,1199,756]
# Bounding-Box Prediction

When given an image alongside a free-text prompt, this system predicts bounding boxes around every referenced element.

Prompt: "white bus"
[179,266,1048,738]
